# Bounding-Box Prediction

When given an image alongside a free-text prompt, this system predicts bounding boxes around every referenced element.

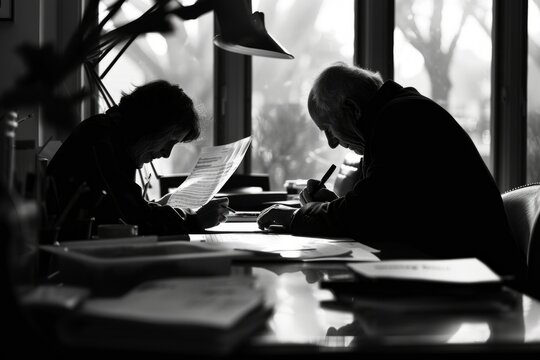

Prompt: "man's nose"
[325,132,339,149]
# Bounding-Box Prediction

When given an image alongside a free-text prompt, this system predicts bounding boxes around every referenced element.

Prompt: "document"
[59,276,270,355]
[348,258,501,283]
[80,276,262,327]
[190,233,380,262]
[325,259,516,314]
[167,137,251,209]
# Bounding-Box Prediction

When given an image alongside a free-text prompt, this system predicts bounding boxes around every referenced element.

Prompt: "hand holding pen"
[299,164,339,205]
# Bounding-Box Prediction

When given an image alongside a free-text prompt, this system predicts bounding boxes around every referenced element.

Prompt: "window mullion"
[492,0,528,191]
[355,0,395,80]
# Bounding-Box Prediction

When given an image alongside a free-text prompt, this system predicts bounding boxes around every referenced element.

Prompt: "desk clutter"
[29,232,537,356]
[320,258,520,314]
[56,277,271,356]
[34,232,379,355]
[40,237,245,295]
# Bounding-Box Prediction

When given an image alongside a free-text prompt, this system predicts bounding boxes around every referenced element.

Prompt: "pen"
[225,206,237,213]
[142,173,152,199]
[312,164,337,195]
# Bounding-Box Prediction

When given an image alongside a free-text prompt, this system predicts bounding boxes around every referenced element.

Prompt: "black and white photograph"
[1,0,539,359]
[0,0,13,21]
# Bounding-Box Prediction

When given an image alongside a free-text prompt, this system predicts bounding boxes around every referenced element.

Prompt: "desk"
[233,264,540,357]
[212,222,540,356]
[27,221,540,358]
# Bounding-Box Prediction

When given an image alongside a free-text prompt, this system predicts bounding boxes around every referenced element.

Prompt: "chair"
[501,183,540,295]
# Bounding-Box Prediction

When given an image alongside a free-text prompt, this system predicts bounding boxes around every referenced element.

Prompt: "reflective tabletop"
[230,261,540,355]
[208,221,540,355]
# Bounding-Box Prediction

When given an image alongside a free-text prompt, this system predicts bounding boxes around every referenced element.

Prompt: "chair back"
[502,183,540,293]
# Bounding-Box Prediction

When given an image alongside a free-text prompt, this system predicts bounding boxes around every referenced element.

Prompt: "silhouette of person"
[258,62,525,280]
[47,80,229,240]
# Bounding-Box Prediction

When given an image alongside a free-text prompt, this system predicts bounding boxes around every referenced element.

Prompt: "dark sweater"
[46,109,202,240]
[291,81,525,277]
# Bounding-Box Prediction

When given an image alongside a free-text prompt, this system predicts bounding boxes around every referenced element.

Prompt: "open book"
[58,276,271,355]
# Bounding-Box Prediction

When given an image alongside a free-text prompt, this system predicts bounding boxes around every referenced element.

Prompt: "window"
[98,0,214,199]
[528,0,540,183]
[394,0,493,169]
[250,0,356,191]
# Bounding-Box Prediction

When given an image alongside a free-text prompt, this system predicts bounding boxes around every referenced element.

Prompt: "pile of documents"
[58,276,271,355]
[321,258,519,313]
[41,238,245,295]
[190,233,381,262]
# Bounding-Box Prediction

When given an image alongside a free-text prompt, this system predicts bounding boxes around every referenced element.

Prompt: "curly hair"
[118,80,200,143]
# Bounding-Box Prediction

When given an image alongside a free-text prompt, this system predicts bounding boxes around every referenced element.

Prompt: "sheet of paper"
[190,233,379,261]
[303,241,380,262]
[39,140,62,160]
[348,258,501,283]
[167,137,251,209]
[206,222,262,233]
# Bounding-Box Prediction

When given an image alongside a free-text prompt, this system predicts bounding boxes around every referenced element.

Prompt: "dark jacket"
[46,108,202,240]
[290,81,525,277]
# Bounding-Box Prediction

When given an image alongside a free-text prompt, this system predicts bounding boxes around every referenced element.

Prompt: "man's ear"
[343,99,362,119]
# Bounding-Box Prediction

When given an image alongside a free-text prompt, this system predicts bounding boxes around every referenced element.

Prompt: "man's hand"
[257,204,297,231]
[299,179,338,205]
[195,197,230,229]
[153,192,172,205]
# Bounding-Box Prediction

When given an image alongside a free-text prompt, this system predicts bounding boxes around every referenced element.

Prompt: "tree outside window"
[528,0,540,183]
[251,0,356,191]
[395,0,492,170]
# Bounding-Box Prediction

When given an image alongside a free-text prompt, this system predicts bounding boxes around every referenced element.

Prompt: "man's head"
[118,80,200,168]
[308,63,383,155]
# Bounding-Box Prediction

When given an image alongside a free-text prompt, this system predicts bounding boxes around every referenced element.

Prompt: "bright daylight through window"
[395,0,492,170]
[528,0,540,183]
[98,0,214,199]
[251,0,357,191]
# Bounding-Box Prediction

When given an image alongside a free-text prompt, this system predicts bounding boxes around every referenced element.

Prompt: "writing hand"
[257,204,297,231]
[195,197,231,229]
[299,179,338,205]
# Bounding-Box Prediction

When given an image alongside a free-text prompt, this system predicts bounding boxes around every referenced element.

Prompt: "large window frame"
[220,0,529,192]
[80,0,528,192]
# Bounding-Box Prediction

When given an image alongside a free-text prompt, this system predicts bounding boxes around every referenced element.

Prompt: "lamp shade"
[213,1,293,59]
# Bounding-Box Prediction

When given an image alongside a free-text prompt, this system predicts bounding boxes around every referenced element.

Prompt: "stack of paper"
[41,241,246,295]
[347,258,501,283]
[58,276,270,355]
[190,233,380,262]
[321,259,518,313]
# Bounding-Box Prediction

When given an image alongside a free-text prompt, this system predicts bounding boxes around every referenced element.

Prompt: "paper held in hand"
[167,137,252,210]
